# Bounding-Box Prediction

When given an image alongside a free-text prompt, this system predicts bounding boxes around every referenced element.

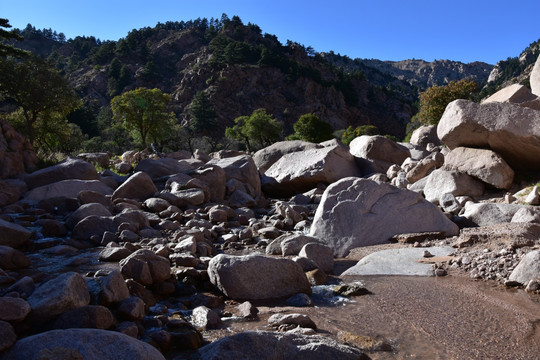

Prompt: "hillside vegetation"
[1,15,538,157]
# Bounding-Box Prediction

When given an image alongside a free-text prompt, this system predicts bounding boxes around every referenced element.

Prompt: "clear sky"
[2,0,539,65]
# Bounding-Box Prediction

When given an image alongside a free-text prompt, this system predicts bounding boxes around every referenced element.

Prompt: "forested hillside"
[2,16,414,155]
[2,15,538,158]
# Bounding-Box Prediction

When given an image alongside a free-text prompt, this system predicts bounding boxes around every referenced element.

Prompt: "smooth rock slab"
[207,254,311,300]
[342,247,454,276]
[309,178,459,257]
[263,144,360,197]
[196,331,368,360]
[0,328,165,360]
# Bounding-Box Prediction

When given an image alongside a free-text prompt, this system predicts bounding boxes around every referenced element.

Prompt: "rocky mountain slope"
[11,19,413,139]
[323,52,494,90]
[481,39,540,97]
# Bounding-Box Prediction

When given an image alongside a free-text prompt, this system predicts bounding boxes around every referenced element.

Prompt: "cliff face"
[340,57,494,90]
[485,41,540,90]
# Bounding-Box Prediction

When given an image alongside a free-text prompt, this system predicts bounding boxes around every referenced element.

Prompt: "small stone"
[268,313,317,330]
[423,250,434,258]
[333,283,371,297]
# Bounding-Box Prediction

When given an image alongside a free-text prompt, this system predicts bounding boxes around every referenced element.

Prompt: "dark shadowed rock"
[0,218,32,248]
[25,179,113,202]
[208,155,261,199]
[24,157,99,190]
[66,203,112,229]
[0,320,16,352]
[96,270,130,306]
[53,305,115,330]
[196,331,368,360]
[0,245,30,269]
[0,297,31,322]
[112,171,158,201]
[119,249,170,286]
[0,328,165,360]
[27,272,90,322]
[134,158,194,179]
[310,178,459,256]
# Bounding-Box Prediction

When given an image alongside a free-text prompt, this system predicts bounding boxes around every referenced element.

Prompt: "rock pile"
[1,60,540,358]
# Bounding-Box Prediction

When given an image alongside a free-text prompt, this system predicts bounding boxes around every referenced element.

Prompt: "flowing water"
[216,275,540,360]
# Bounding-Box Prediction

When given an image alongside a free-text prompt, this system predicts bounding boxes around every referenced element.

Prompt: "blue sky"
[2,0,540,65]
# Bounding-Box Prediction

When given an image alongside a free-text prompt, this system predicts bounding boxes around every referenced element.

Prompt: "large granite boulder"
[66,203,112,229]
[119,249,171,286]
[423,169,485,204]
[112,171,158,201]
[24,157,99,190]
[263,143,360,197]
[309,178,459,257]
[196,331,368,360]
[460,202,535,227]
[25,179,113,202]
[0,328,165,360]
[349,135,410,174]
[531,54,540,96]
[27,272,90,322]
[208,254,311,300]
[253,140,320,174]
[208,155,261,199]
[482,84,540,110]
[437,99,540,171]
[409,125,441,147]
[188,164,227,202]
[443,147,514,189]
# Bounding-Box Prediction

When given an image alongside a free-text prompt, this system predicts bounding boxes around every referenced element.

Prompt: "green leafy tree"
[111,87,175,149]
[288,113,334,143]
[188,90,218,136]
[0,18,29,58]
[0,56,80,148]
[225,108,282,152]
[415,79,478,125]
[341,125,379,146]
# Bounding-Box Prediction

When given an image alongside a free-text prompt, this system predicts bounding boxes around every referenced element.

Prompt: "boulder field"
[0,69,540,358]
